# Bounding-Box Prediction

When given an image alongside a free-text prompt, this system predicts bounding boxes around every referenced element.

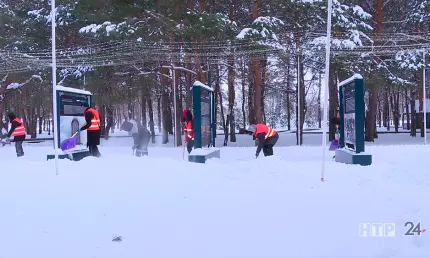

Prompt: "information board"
[59,92,90,116]
[343,83,356,147]
[337,74,366,154]
[200,90,211,147]
[55,86,92,150]
[192,81,215,149]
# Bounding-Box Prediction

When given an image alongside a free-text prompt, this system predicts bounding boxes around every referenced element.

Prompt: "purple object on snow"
[329,139,339,151]
[61,137,78,151]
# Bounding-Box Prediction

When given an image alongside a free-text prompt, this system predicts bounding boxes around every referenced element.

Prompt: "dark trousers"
[89,145,101,157]
[263,133,279,157]
[186,139,194,154]
[135,141,149,157]
[15,141,24,157]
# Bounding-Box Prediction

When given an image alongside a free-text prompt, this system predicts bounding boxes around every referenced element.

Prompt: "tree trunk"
[161,66,170,144]
[366,0,383,141]
[169,29,182,147]
[385,87,390,131]
[217,64,228,146]
[394,91,400,132]
[251,0,262,124]
[261,55,268,123]
[296,55,305,145]
[100,105,106,137]
[419,67,425,137]
[141,91,147,127]
[227,0,236,140]
[318,72,322,128]
[286,59,291,131]
[241,57,247,128]
[378,94,382,127]
[157,94,162,133]
[38,115,43,135]
[214,66,219,129]
[227,57,236,141]
[147,95,156,143]
[105,106,114,139]
[411,89,417,137]
[185,0,194,109]
[0,80,9,137]
[252,55,262,124]
[406,88,410,130]
[328,69,339,141]
[248,60,255,124]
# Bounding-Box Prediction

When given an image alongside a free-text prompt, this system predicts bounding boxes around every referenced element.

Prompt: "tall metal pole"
[51,0,59,175]
[424,51,427,145]
[297,54,301,145]
[321,0,333,182]
[173,67,177,147]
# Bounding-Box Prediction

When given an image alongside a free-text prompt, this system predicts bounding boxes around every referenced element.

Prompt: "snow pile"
[0,144,429,257]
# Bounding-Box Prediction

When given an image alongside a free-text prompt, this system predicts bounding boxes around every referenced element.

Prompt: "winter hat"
[7,112,16,121]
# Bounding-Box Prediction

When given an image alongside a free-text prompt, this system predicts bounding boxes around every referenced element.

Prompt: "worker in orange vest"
[182,109,194,153]
[76,102,101,157]
[6,112,26,157]
[247,123,279,158]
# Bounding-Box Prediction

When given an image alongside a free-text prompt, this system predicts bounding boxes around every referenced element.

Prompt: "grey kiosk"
[335,74,372,166]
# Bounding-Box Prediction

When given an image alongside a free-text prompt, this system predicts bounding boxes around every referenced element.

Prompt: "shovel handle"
[71,132,78,138]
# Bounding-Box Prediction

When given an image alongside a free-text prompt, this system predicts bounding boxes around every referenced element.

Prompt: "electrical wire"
[1,31,430,73]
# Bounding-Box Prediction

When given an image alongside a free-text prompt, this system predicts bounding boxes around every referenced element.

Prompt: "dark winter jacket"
[133,123,150,148]
[7,113,26,141]
[330,117,340,126]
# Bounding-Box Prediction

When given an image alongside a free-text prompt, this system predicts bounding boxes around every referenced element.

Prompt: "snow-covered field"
[0,133,429,258]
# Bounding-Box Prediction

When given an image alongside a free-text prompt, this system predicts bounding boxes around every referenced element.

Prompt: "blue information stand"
[188,81,220,163]
[335,74,372,166]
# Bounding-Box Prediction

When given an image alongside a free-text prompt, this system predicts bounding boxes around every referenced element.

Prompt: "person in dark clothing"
[6,112,26,157]
[330,108,341,158]
[133,122,151,157]
[76,102,101,157]
[330,117,340,126]
[182,109,194,154]
[247,124,279,157]
[122,119,151,157]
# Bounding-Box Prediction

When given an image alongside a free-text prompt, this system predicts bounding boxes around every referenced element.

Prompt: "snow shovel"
[329,139,339,151]
[61,132,78,151]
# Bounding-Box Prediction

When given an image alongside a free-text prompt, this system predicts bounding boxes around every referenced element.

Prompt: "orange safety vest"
[11,118,26,137]
[184,121,194,141]
[86,108,101,131]
[254,124,276,139]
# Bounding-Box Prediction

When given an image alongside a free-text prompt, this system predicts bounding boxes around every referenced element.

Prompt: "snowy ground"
[0,134,429,258]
